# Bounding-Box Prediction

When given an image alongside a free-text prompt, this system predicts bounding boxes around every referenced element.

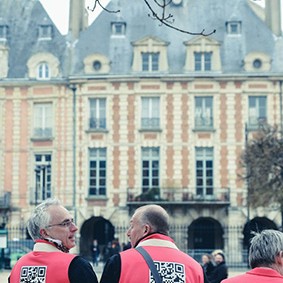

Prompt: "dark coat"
[203,261,215,278]
[208,261,228,283]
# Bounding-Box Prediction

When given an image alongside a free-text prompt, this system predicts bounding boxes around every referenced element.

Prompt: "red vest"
[9,250,77,283]
[120,234,204,283]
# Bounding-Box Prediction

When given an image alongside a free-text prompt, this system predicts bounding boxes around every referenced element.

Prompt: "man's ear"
[275,251,283,264]
[144,224,150,235]
[40,228,48,238]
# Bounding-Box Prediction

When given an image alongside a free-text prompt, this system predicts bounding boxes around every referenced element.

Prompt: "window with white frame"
[37,62,50,80]
[141,97,160,129]
[194,52,212,71]
[142,52,160,72]
[111,22,126,36]
[33,103,52,139]
[38,25,53,40]
[195,97,213,129]
[142,147,160,194]
[132,36,168,73]
[226,21,242,35]
[0,25,8,40]
[89,148,107,196]
[248,96,267,128]
[89,98,106,130]
[196,147,213,197]
[34,154,52,204]
[184,36,221,72]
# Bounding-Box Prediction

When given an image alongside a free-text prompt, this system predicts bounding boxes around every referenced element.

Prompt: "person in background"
[91,239,100,266]
[209,252,228,283]
[201,253,215,280]
[122,241,131,251]
[111,238,121,255]
[102,241,114,265]
[9,198,98,283]
[100,204,207,283]
[221,229,283,283]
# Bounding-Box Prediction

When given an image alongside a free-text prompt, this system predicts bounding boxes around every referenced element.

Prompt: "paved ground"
[0,266,248,282]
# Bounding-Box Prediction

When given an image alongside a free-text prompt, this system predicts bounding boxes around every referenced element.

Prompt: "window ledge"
[31,137,54,141]
[86,196,108,201]
[139,128,162,133]
[192,128,216,133]
[86,129,109,133]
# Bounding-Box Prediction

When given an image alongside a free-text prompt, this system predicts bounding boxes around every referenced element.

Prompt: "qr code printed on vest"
[20,266,47,283]
[150,261,185,282]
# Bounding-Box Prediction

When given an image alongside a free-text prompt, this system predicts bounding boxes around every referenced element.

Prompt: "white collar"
[33,242,63,253]
[137,238,179,250]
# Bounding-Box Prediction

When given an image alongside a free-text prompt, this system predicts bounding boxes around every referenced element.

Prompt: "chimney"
[265,0,282,36]
[69,0,88,40]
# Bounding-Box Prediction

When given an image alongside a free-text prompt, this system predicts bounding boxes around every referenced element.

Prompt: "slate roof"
[73,0,278,76]
[0,0,281,79]
[0,0,67,78]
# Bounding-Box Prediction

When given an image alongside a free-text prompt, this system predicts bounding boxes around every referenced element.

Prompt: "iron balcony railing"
[126,187,230,203]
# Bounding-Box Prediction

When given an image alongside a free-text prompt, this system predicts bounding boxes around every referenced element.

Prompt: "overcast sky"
[40,0,269,35]
[40,0,110,34]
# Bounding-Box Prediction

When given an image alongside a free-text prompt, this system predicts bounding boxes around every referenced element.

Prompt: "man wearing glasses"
[9,198,98,283]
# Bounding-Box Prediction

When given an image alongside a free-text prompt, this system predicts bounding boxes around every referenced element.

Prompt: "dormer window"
[37,62,50,80]
[83,54,110,74]
[184,36,221,72]
[226,21,241,35]
[132,36,169,73]
[253,59,262,69]
[0,25,8,41]
[93,60,102,71]
[38,25,53,40]
[27,53,59,79]
[111,22,126,36]
[243,52,271,72]
[142,52,160,72]
[194,52,212,71]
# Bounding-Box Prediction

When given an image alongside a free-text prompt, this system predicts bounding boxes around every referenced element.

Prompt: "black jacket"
[208,261,228,283]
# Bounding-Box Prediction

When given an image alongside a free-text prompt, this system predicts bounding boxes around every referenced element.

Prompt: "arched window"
[37,62,50,79]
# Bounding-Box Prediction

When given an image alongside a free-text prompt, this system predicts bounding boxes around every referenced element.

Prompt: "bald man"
[100,204,207,283]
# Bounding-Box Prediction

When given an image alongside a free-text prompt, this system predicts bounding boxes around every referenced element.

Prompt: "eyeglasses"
[46,219,75,228]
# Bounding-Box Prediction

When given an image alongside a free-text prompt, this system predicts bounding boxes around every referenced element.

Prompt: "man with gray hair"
[221,229,283,283]
[9,198,98,283]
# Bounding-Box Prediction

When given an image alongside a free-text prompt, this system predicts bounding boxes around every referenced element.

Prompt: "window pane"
[204,52,212,71]
[194,52,202,71]
[142,147,159,193]
[141,97,160,129]
[152,53,159,71]
[89,98,107,129]
[248,96,267,127]
[142,53,149,71]
[34,154,52,204]
[33,103,53,138]
[195,97,213,128]
[195,147,214,196]
[89,148,107,196]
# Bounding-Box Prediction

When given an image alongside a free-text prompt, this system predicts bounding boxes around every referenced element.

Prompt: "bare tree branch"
[87,0,120,13]
[143,0,216,36]
[87,0,216,36]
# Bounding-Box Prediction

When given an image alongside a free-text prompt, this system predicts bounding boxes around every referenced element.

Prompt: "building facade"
[0,0,282,262]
